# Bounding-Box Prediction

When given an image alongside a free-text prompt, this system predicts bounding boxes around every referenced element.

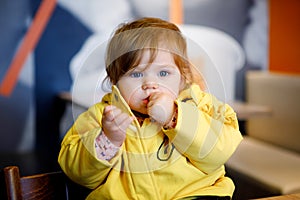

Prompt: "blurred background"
[0,0,299,199]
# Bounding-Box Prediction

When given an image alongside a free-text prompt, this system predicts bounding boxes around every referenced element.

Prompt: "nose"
[142,82,159,90]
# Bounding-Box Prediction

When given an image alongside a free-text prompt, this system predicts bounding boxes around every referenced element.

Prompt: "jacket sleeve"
[163,87,243,174]
[58,103,121,189]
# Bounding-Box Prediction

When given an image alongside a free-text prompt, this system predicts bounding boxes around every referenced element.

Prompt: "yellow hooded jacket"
[58,84,243,200]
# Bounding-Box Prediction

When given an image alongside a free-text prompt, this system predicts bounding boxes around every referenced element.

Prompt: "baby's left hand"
[147,92,175,126]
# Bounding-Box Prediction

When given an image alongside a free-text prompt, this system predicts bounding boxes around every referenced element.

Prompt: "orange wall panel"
[269,0,300,74]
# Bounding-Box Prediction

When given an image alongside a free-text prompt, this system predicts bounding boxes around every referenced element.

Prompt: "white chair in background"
[179,24,245,103]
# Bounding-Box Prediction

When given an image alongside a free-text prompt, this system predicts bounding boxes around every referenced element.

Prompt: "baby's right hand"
[102,105,134,147]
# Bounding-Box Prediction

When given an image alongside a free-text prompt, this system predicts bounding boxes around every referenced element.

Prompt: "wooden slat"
[4,166,22,200]
[20,172,66,200]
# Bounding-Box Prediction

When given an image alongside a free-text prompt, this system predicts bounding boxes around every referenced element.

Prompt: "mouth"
[142,96,150,105]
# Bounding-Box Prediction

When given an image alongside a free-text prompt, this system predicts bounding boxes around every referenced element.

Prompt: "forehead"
[138,49,175,65]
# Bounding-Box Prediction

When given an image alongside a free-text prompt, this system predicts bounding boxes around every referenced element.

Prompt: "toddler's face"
[117,50,183,114]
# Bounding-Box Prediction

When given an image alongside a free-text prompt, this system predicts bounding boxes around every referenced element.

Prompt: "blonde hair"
[105,17,200,88]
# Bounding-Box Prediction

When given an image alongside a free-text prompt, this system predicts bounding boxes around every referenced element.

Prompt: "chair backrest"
[3,166,92,200]
[4,166,68,200]
[179,24,245,103]
[246,71,300,154]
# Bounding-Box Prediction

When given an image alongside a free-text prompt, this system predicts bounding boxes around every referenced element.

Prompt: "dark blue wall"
[32,1,91,160]
[0,0,32,152]
[0,1,91,165]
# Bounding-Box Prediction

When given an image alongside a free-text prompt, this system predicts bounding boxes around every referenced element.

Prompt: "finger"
[103,113,128,133]
[149,92,160,101]
[107,113,132,133]
[103,105,115,115]
[148,93,160,107]
[104,106,122,121]
[117,114,135,133]
[113,112,131,126]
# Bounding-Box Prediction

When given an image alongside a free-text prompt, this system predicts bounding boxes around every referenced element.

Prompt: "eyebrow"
[136,62,177,69]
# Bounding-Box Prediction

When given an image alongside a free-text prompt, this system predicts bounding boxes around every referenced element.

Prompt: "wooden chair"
[3,166,91,200]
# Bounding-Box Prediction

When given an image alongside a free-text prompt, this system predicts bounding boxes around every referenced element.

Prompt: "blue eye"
[130,72,143,78]
[159,71,169,77]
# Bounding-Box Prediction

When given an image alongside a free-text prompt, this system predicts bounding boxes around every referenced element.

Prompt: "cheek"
[118,79,137,97]
[179,76,186,91]
[120,85,141,104]
[161,84,180,99]
[167,76,182,93]
[125,90,143,111]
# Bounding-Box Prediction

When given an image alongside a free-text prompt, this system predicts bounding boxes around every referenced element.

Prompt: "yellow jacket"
[58,84,243,200]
